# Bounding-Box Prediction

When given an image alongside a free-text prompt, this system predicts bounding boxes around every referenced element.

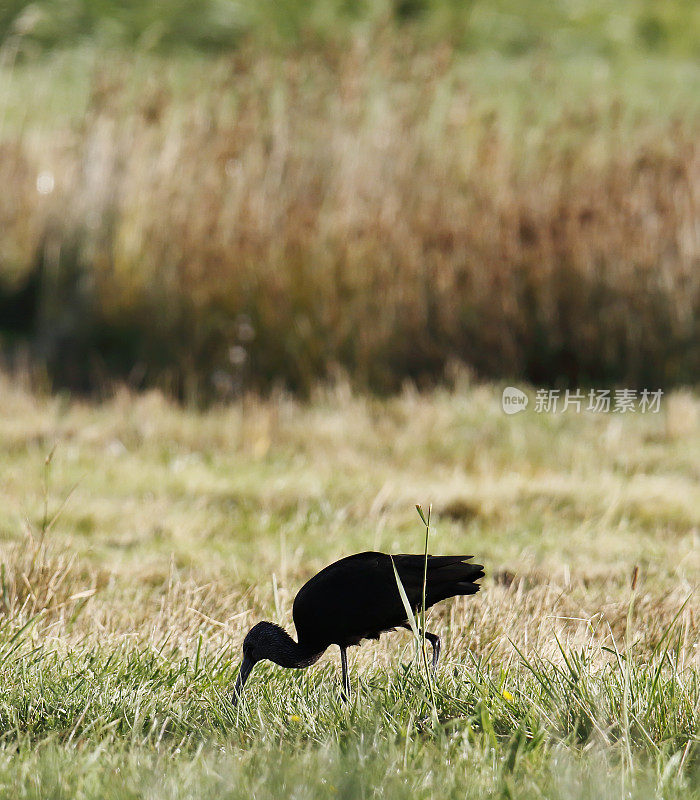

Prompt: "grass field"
[0,377,697,797]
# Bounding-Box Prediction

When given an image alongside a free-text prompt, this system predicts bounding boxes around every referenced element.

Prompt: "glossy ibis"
[232,551,484,704]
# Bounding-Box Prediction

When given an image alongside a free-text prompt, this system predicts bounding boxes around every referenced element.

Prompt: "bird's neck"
[265,625,323,669]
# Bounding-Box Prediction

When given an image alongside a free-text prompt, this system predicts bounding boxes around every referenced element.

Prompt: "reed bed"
[1,43,698,397]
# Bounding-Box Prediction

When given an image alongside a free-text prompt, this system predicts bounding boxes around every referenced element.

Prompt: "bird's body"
[293,552,482,650]
[233,551,484,704]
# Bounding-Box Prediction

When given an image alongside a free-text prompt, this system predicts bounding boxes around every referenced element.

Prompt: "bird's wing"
[292,552,407,648]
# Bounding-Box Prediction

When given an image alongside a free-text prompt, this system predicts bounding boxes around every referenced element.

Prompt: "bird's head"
[231,621,287,705]
[243,620,288,663]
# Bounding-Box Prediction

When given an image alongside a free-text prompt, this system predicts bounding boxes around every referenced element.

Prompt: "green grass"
[0,607,696,799]
[0,616,696,798]
[0,378,697,797]
[2,0,699,57]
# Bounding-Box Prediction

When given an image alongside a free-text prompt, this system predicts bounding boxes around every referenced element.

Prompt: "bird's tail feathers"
[424,558,484,604]
[392,553,485,607]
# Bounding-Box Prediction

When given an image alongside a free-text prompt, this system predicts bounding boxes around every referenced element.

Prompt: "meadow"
[0,2,698,795]
[0,376,697,798]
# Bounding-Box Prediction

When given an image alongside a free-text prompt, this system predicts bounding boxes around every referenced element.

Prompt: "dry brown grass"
[1,44,699,396]
[0,375,696,673]
[1,533,694,686]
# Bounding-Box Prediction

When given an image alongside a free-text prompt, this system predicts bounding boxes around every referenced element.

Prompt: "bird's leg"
[339,645,351,702]
[424,631,441,673]
[401,624,441,673]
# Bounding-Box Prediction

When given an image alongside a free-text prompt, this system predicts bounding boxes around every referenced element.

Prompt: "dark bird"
[232,551,484,704]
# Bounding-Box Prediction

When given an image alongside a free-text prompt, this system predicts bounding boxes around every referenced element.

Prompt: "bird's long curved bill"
[231,656,254,706]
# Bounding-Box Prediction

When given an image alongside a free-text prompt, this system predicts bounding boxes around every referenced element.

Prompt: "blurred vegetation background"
[2,0,699,56]
[0,0,698,398]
